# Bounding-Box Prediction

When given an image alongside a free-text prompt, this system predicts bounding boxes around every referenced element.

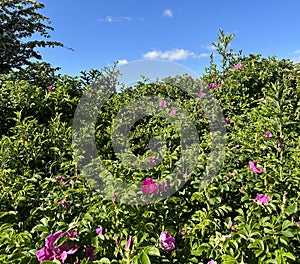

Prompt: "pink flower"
[47,85,55,91]
[253,194,271,205]
[169,109,176,116]
[225,117,231,124]
[56,176,63,182]
[208,260,216,264]
[233,63,243,69]
[296,221,300,227]
[84,246,97,261]
[159,100,167,108]
[198,91,205,98]
[276,140,283,147]
[228,221,234,228]
[58,201,70,212]
[288,75,295,79]
[36,231,78,263]
[125,235,132,249]
[112,194,116,203]
[149,156,158,167]
[66,231,77,238]
[228,63,243,71]
[141,178,159,194]
[159,231,175,251]
[96,227,103,235]
[209,83,221,89]
[249,161,264,174]
[264,131,272,138]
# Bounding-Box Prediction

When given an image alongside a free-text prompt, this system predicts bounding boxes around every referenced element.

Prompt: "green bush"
[0,32,300,264]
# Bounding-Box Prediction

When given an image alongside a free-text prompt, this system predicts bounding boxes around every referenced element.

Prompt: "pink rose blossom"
[36,231,78,263]
[198,91,205,98]
[169,109,176,116]
[209,83,221,89]
[159,231,175,251]
[96,227,103,235]
[208,260,216,264]
[159,100,167,108]
[249,161,264,174]
[141,178,159,194]
[253,194,271,205]
[47,85,55,91]
[264,131,272,138]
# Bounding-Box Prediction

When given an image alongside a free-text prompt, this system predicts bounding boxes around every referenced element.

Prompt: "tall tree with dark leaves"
[0,0,64,74]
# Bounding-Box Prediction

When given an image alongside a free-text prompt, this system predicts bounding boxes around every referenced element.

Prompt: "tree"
[0,0,64,74]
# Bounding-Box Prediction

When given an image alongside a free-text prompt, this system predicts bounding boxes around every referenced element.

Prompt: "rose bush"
[0,31,299,263]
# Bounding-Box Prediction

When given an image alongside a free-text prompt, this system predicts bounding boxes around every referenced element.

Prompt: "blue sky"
[37,0,300,77]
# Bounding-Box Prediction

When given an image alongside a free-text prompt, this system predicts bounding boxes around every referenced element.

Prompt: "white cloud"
[117,59,128,65]
[203,44,217,51]
[293,49,300,54]
[100,16,132,23]
[163,9,173,18]
[142,49,209,61]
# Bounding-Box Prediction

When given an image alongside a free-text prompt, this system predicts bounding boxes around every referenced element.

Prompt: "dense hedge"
[0,41,300,263]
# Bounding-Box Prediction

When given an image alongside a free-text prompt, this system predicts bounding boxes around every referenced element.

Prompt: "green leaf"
[144,246,160,256]
[139,251,151,264]
[285,204,297,216]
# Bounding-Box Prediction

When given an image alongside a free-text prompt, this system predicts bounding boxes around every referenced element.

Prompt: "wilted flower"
[84,246,97,262]
[159,100,167,108]
[141,178,159,194]
[58,201,70,212]
[276,140,283,147]
[253,194,271,205]
[159,231,175,251]
[264,131,272,138]
[36,231,78,263]
[249,161,264,174]
[56,176,63,182]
